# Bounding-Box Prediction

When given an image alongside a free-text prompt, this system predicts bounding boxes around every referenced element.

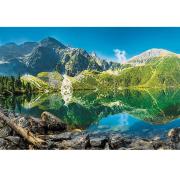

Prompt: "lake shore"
[0,106,179,150]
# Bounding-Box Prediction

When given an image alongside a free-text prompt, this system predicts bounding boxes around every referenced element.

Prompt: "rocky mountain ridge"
[0,37,121,76]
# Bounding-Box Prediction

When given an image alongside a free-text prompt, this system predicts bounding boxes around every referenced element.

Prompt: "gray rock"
[5,136,20,145]
[0,126,12,138]
[44,132,72,142]
[168,128,180,143]
[151,140,170,150]
[104,142,110,150]
[13,116,30,128]
[0,138,6,149]
[90,136,107,148]
[57,134,89,150]
[0,121,4,128]
[129,139,154,150]
[109,134,131,149]
[28,116,46,134]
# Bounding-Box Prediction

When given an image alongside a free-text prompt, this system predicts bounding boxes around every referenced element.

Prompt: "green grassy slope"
[71,56,180,90]
[37,71,63,90]
[21,74,49,91]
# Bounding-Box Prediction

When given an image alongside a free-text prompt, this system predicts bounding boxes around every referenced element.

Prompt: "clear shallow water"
[88,113,180,138]
[0,88,180,138]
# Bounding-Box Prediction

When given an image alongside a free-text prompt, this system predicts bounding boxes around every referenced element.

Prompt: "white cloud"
[113,49,127,64]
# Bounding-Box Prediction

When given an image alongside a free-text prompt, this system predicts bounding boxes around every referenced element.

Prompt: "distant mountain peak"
[128,48,177,65]
[40,37,66,49]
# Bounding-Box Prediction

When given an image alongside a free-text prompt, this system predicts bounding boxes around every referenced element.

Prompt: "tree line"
[0,75,33,96]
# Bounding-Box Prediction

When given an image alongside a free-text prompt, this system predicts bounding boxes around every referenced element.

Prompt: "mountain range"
[0,37,121,76]
[0,37,179,89]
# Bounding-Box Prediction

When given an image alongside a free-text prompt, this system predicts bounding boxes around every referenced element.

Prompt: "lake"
[0,88,179,139]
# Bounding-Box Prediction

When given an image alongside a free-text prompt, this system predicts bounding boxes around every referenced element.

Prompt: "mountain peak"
[141,48,174,55]
[128,48,176,65]
[90,51,97,57]
[40,37,66,49]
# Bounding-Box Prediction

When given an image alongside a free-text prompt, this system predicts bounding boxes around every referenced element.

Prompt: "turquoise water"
[0,88,179,138]
[88,113,180,138]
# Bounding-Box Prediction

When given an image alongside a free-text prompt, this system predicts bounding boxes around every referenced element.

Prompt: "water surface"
[0,88,179,138]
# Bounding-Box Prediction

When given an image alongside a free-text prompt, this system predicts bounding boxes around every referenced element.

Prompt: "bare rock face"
[128,48,175,65]
[41,111,67,132]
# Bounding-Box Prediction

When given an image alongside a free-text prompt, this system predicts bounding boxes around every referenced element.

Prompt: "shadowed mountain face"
[0,37,121,76]
[0,42,38,59]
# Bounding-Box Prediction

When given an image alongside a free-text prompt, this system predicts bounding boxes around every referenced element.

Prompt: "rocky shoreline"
[0,107,179,150]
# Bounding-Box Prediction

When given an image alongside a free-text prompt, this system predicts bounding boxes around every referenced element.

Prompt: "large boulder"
[41,112,67,132]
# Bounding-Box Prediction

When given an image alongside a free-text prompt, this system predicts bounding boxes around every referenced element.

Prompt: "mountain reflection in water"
[0,88,179,138]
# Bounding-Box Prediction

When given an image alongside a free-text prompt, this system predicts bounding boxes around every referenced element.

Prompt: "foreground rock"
[0,108,180,150]
[168,128,180,149]
[41,111,67,132]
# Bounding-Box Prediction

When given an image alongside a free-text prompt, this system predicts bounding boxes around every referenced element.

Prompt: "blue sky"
[1,27,180,62]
